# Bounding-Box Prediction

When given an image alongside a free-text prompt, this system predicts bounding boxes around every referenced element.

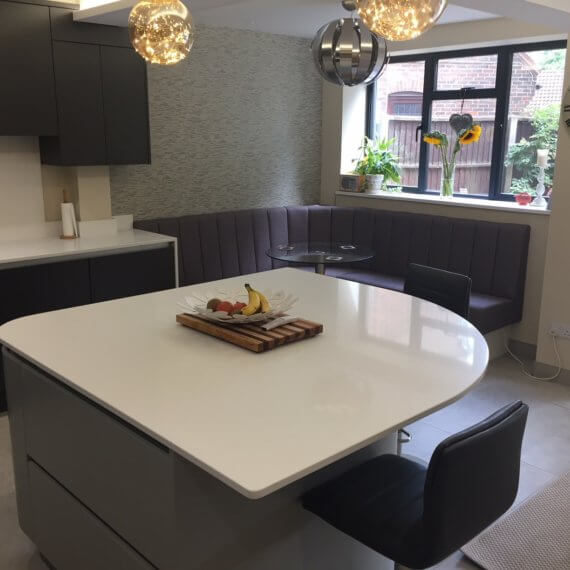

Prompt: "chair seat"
[303,455,430,569]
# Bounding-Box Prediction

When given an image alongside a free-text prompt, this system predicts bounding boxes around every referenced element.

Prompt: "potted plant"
[354,137,401,193]
[510,181,536,206]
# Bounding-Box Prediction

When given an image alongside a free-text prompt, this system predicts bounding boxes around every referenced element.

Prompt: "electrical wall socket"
[549,323,570,339]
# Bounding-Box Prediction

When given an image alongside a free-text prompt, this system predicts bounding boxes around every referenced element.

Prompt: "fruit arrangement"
[179,285,297,325]
[206,284,272,316]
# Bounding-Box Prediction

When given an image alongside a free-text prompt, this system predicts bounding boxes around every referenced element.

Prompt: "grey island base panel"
[4,348,397,570]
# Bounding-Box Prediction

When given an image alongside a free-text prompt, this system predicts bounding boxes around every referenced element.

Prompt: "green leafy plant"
[506,104,560,194]
[354,137,402,186]
[509,178,536,196]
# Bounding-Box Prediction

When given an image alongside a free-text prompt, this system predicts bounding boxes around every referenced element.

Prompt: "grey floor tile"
[481,358,570,411]
[513,461,555,507]
[403,421,452,463]
[0,489,44,570]
[1,416,46,570]
[521,400,570,475]
[428,550,480,569]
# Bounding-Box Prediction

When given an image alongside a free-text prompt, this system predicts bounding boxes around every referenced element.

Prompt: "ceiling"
[75,0,499,37]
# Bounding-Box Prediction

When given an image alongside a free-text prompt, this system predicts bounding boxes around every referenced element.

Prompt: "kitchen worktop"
[0,229,176,269]
[0,268,489,498]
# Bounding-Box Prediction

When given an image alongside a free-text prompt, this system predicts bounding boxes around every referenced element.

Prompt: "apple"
[231,302,247,315]
[216,301,234,314]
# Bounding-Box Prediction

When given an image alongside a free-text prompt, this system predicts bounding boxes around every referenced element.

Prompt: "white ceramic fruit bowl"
[178,288,298,325]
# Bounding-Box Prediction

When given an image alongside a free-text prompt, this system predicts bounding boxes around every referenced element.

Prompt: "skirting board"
[533,362,570,386]
[485,328,538,362]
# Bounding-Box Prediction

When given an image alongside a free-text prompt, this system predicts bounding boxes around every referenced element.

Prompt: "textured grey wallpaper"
[110,26,322,220]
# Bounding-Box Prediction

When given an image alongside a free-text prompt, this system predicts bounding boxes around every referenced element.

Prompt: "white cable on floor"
[504,332,562,382]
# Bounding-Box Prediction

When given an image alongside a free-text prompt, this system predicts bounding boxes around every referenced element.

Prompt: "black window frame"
[366,40,567,201]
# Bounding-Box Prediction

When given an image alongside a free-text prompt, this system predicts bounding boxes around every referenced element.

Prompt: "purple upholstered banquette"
[134,205,530,334]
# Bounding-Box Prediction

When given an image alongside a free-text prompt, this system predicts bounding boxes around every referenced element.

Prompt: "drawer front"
[29,462,155,570]
[0,259,91,325]
[19,358,173,567]
[90,246,175,302]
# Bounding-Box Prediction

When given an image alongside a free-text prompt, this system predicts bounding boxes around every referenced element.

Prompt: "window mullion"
[366,82,377,140]
[489,48,513,200]
[418,55,436,193]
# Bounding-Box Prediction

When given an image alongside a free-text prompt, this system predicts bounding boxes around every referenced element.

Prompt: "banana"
[257,290,272,314]
[243,284,262,316]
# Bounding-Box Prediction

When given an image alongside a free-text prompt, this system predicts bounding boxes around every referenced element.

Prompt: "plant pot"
[515,193,533,206]
[366,174,384,193]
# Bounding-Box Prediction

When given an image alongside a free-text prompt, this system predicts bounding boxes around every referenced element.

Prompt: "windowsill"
[335,191,551,216]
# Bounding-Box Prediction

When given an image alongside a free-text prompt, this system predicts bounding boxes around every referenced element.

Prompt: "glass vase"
[441,171,455,198]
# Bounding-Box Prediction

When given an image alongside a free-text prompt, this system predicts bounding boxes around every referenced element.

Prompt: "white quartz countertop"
[0,229,176,269]
[0,268,489,499]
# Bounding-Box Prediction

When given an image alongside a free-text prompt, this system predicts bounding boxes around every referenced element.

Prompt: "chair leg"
[397,428,411,455]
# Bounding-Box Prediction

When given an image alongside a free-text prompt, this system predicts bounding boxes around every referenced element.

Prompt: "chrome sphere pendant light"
[129,0,195,65]
[312,0,388,87]
[356,0,448,42]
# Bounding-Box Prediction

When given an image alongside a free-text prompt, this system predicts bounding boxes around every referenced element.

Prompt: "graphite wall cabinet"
[40,9,151,166]
[100,46,151,165]
[0,245,176,411]
[40,41,108,166]
[0,1,58,135]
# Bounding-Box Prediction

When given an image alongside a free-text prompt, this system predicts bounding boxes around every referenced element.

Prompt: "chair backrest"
[404,263,472,319]
[422,401,529,563]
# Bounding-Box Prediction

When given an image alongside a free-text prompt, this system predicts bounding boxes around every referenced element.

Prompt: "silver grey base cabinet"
[4,347,396,570]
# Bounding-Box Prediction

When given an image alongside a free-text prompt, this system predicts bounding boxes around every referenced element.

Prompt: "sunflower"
[423,131,447,146]
[459,124,483,145]
[424,136,443,146]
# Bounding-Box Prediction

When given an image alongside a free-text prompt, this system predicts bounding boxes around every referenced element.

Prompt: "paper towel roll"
[61,202,79,238]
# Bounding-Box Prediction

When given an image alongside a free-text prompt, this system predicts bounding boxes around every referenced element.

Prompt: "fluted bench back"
[135,205,530,333]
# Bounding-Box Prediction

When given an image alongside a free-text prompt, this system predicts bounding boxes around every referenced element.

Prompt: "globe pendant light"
[129,0,195,65]
[312,1,388,87]
[356,0,448,42]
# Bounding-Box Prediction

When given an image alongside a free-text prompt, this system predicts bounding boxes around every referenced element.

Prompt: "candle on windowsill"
[537,149,549,168]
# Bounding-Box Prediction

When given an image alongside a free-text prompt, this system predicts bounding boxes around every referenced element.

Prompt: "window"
[388,92,423,115]
[427,99,496,195]
[372,61,426,188]
[367,42,567,200]
[503,49,566,196]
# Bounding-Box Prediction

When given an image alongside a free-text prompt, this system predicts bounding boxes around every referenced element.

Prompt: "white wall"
[536,50,570,368]
[0,137,46,230]
[0,137,114,238]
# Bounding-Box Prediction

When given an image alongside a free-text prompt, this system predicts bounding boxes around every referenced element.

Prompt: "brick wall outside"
[376,53,543,122]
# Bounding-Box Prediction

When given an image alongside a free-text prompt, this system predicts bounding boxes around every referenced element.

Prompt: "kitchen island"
[0,268,489,570]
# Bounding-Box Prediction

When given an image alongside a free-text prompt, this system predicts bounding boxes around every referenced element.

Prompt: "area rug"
[462,470,570,570]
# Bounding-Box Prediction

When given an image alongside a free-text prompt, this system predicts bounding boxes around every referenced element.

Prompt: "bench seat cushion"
[469,293,517,335]
[334,269,405,292]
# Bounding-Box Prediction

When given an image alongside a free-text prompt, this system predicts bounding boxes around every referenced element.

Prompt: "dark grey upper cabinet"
[0,1,58,135]
[50,7,132,48]
[40,41,107,166]
[40,10,151,166]
[101,46,151,165]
